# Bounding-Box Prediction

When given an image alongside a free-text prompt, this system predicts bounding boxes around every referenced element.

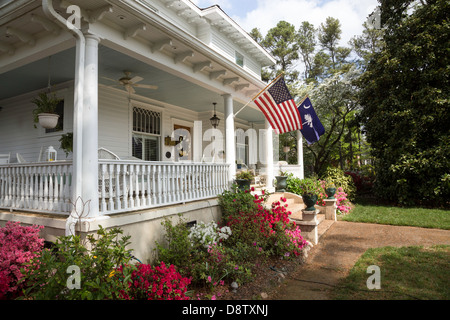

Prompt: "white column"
[265,119,274,191]
[82,34,100,217]
[193,121,202,163]
[223,94,235,183]
[297,131,304,179]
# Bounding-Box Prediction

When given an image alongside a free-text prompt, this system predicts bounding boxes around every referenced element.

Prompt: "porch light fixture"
[210,102,220,128]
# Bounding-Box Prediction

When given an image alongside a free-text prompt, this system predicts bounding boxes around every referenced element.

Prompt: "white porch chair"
[16,153,26,163]
[98,148,126,201]
[98,147,120,160]
[0,153,10,164]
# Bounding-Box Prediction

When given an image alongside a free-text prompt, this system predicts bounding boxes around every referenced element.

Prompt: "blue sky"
[191,0,380,46]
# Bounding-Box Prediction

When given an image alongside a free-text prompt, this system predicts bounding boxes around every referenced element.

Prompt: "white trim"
[171,117,194,129]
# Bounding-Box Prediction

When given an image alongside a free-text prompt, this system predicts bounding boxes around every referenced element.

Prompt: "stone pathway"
[271,221,450,300]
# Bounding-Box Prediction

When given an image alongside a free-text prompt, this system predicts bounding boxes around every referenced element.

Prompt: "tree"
[261,21,300,82]
[358,0,450,206]
[297,21,316,81]
[349,21,384,69]
[304,66,361,175]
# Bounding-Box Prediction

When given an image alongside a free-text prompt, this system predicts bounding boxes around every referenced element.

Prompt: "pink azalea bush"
[0,221,44,299]
[335,187,351,215]
[220,187,308,259]
[118,262,191,300]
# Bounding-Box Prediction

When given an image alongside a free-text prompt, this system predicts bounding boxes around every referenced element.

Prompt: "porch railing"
[98,160,230,214]
[0,161,230,215]
[0,162,73,214]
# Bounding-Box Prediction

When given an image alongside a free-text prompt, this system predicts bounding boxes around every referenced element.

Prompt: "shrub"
[188,221,232,248]
[219,187,307,259]
[118,262,191,300]
[322,167,356,201]
[21,226,135,300]
[155,217,193,269]
[155,217,252,289]
[286,175,326,206]
[0,222,44,300]
[335,187,351,215]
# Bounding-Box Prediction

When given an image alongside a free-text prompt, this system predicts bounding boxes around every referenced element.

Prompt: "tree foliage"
[358,0,450,206]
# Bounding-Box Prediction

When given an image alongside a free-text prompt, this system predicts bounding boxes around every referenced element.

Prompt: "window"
[235,128,248,166]
[45,99,64,133]
[132,106,161,161]
[235,51,244,67]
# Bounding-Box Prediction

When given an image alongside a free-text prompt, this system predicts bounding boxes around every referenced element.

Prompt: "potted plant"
[275,170,288,192]
[59,132,73,157]
[235,170,254,191]
[32,92,62,129]
[325,181,337,199]
[298,178,320,211]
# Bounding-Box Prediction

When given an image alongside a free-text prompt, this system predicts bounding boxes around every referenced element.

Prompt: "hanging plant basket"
[32,92,62,129]
[38,113,60,129]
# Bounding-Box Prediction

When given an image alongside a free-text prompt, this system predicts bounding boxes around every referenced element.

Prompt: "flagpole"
[297,94,309,106]
[234,72,285,118]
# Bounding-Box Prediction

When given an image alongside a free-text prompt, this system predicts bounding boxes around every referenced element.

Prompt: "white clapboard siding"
[210,30,262,79]
[0,88,74,163]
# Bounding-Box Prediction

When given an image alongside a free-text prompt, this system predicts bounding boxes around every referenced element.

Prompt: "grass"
[331,198,450,300]
[340,201,450,230]
[330,245,450,300]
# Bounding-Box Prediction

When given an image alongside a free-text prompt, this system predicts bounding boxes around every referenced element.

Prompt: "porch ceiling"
[0,0,269,124]
[0,45,265,123]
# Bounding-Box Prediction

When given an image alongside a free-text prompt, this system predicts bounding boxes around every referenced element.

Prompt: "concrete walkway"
[271,221,450,300]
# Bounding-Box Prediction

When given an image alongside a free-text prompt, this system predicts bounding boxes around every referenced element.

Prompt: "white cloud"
[232,0,379,46]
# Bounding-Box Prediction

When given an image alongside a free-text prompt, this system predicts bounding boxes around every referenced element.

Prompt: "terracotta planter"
[38,113,59,129]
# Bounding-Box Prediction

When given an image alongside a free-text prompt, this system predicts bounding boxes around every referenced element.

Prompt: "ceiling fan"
[102,71,158,94]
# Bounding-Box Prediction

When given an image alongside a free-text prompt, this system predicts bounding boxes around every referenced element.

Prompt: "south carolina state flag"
[298,96,325,144]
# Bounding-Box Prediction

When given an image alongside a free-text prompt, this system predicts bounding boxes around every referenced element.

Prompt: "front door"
[173,124,192,161]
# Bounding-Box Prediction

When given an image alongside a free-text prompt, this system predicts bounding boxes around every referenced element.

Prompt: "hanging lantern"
[210,102,220,128]
[46,146,57,162]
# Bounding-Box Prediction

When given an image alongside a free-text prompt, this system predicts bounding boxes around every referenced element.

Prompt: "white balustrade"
[0,161,230,215]
[98,160,230,215]
[0,162,73,214]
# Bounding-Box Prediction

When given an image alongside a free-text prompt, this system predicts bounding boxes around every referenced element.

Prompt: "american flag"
[253,76,303,134]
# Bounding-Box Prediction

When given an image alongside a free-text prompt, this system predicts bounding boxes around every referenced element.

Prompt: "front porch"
[0,1,305,262]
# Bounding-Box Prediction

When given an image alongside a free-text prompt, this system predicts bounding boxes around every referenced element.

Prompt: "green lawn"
[341,203,450,230]
[332,201,450,300]
[330,245,450,300]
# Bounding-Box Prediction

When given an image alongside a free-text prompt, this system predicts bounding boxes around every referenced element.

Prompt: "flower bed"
[1,186,311,300]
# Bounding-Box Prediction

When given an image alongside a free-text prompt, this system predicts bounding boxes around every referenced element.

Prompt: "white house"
[0,0,304,261]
